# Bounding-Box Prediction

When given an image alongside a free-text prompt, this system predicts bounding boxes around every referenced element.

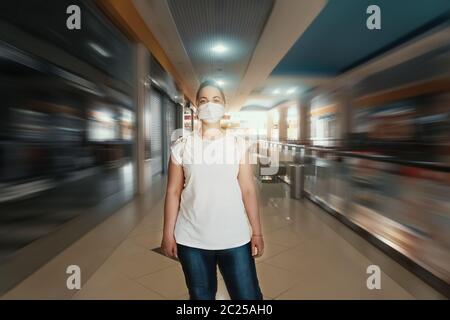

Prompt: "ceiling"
[134,0,450,112]
[243,0,450,111]
[272,0,450,76]
[167,0,274,106]
[134,0,326,112]
[240,75,330,111]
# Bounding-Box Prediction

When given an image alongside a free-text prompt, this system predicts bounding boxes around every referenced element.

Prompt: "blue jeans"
[177,242,263,300]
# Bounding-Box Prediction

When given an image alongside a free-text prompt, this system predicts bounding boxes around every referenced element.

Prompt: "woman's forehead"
[198,86,222,97]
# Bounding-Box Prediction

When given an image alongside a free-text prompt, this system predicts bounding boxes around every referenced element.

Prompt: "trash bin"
[289,164,304,199]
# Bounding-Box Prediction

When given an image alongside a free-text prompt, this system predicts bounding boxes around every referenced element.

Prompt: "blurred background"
[0,0,449,298]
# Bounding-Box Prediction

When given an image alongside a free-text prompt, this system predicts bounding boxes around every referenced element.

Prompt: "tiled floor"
[73,179,443,300]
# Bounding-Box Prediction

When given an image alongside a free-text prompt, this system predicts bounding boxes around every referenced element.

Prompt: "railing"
[255,139,450,296]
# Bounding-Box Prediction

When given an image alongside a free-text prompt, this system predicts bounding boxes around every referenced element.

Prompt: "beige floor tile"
[140,215,164,230]
[105,249,177,279]
[136,265,188,299]
[169,278,232,300]
[73,263,164,300]
[263,227,306,248]
[275,278,354,300]
[216,279,231,300]
[174,291,274,301]
[260,207,278,218]
[264,235,416,300]
[64,179,439,301]
[255,262,299,299]
[263,237,373,280]
[217,266,223,280]
[175,293,190,300]
[261,215,292,233]
[127,229,164,249]
[272,260,371,300]
[255,241,290,263]
[112,239,149,257]
[357,273,416,300]
[275,268,415,300]
[128,223,163,238]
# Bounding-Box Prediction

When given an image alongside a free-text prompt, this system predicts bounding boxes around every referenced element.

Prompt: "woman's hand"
[161,234,178,259]
[251,235,264,258]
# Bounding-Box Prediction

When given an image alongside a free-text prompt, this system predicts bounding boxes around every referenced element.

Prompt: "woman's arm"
[161,156,184,258]
[238,148,264,257]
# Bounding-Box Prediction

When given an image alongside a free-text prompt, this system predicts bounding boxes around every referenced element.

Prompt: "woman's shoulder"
[171,131,194,146]
[172,136,186,145]
[170,132,194,165]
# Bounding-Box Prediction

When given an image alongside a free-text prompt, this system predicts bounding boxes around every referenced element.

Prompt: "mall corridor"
[69,178,443,300]
[2,174,443,300]
[0,0,449,300]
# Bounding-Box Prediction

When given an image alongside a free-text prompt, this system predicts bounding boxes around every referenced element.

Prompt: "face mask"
[197,102,225,124]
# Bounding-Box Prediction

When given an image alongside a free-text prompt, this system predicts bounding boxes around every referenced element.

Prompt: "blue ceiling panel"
[272,0,450,76]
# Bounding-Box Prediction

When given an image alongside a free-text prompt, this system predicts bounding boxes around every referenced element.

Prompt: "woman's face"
[197,86,224,107]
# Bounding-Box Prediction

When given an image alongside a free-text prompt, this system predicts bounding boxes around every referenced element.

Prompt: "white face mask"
[197,102,225,124]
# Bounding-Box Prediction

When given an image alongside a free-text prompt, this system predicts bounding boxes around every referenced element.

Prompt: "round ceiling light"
[211,44,228,54]
[215,80,226,87]
[287,87,297,95]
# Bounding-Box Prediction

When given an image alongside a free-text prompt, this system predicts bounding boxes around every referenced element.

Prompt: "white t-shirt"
[170,131,252,250]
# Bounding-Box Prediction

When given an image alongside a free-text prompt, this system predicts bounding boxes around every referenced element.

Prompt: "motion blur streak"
[0,0,136,291]
[262,43,450,283]
[0,0,449,298]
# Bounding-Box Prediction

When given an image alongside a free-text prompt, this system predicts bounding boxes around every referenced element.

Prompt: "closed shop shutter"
[167,100,177,143]
[162,97,177,171]
[150,88,163,175]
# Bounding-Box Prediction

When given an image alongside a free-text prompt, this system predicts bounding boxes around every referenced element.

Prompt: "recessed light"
[215,80,225,86]
[211,44,228,54]
[151,78,160,87]
[272,89,280,95]
[287,87,297,95]
[88,42,110,58]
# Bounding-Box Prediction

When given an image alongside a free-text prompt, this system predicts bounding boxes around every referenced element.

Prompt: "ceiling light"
[287,87,297,95]
[272,89,280,95]
[211,44,228,54]
[88,42,110,58]
[215,80,225,87]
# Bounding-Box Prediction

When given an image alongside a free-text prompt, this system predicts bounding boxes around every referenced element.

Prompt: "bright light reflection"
[211,44,228,53]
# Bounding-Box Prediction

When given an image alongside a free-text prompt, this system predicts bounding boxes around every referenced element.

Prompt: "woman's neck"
[201,123,225,140]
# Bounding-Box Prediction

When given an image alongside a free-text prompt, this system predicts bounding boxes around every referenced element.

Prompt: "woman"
[161,80,264,300]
